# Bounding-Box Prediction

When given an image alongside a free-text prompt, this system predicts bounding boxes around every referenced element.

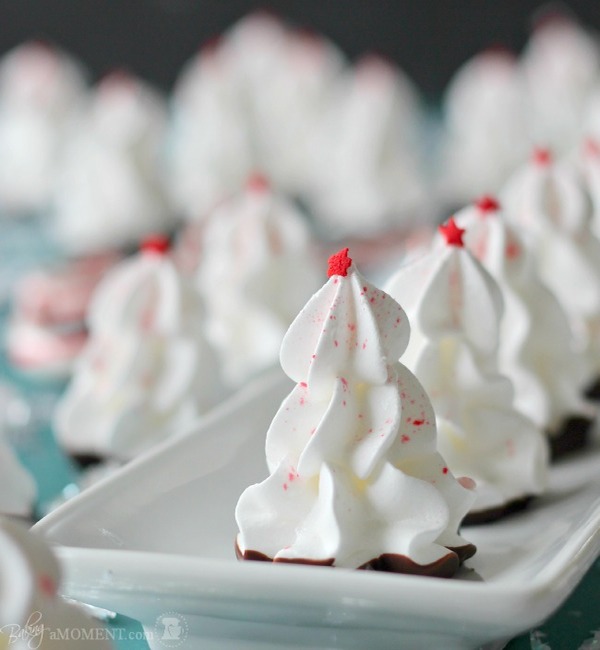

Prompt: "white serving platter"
[34,368,600,650]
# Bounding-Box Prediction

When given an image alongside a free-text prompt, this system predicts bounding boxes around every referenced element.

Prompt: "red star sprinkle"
[483,43,515,59]
[476,195,500,214]
[246,172,270,193]
[201,34,222,54]
[99,69,135,93]
[438,217,465,247]
[328,247,352,277]
[533,148,552,166]
[141,234,170,255]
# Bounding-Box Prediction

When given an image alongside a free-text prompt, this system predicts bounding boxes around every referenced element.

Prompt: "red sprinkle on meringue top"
[246,172,270,193]
[483,43,516,60]
[476,195,501,214]
[533,148,552,166]
[438,217,465,247]
[201,35,222,54]
[328,248,352,278]
[532,9,572,31]
[141,234,170,256]
[100,68,134,91]
[294,26,322,46]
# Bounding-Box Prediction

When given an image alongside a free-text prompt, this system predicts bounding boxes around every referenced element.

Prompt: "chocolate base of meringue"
[70,453,106,469]
[584,376,600,401]
[463,495,533,526]
[549,415,594,461]
[235,540,476,579]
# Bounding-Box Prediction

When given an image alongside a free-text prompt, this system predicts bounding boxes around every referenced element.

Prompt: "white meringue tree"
[54,235,223,462]
[502,148,600,397]
[386,219,548,522]
[236,248,476,576]
[455,195,594,457]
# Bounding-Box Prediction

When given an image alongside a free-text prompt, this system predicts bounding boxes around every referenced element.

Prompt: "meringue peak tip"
[246,172,271,193]
[532,7,577,32]
[476,195,501,214]
[141,234,170,256]
[100,67,134,86]
[438,217,465,248]
[29,38,56,54]
[358,51,395,73]
[293,26,321,44]
[483,43,516,59]
[200,35,223,54]
[328,247,353,278]
[532,147,552,166]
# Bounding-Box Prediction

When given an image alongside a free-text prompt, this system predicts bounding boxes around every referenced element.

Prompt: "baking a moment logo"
[0,610,189,648]
[154,611,189,647]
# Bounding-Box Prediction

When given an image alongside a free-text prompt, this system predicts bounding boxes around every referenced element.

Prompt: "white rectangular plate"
[34,369,600,650]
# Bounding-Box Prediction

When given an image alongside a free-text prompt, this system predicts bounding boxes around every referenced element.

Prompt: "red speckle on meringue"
[246,172,270,193]
[532,147,552,166]
[476,195,501,214]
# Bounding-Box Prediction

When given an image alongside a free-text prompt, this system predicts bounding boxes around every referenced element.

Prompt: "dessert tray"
[34,369,600,650]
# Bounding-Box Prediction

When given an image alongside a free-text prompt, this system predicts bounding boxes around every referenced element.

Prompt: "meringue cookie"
[196,175,321,387]
[583,87,600,146]
[0,41,87,215]
[227,18,345,195]
[454,198,593,443]
[52,71,173,254]
[220,11,291,89]
[54,237,223,461]
[236,248,476,575]
[386,219,548,519]
[579,137,600,239]
[307,54,428,237]
[167,38,253,221]
[6,253,120,379]
[0,518,112,648]
[521,15,600,154]
[168,12,346,220]
[0,436,36,518]
[502,149,600,385]
[439,49,530,204]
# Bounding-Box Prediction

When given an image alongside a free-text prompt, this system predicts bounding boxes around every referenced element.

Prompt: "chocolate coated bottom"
[235,540,476,579]
[70,453,105,469]
[463,495,532,526]
[584,376,600,401]
[549,415,594,461]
